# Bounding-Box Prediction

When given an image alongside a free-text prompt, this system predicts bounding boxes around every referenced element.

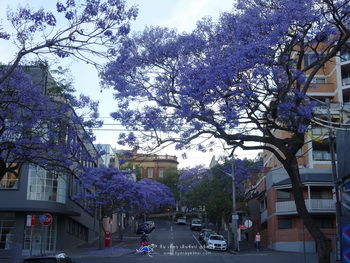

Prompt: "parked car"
[136,223,150,234]
[206,234,227,251]
[190,218,202,231]
[198,228,213,243]
[23,253,75,263]
[202,230,217,245]
[144,220,156,231]
[176,217,186,225]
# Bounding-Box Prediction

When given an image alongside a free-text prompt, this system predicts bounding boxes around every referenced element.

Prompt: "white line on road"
[192,234,210,254]
[170,242,175,256]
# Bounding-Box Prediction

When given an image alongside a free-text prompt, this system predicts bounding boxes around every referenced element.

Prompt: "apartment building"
[0,66,102,263]
[117,151,179,180]
[245,47,350,253]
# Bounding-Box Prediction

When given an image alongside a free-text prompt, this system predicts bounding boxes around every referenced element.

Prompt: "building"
[0,66,102,263]
[244,45,350,253]
[117,151,179,180]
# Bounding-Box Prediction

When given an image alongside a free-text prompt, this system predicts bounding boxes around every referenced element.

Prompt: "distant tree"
[178,165,210,210]
[101,1,350,261]
[138,178,176,215]
[179,161,260,234]
[72,165,145,247]
[73,165,145,218]
[157,167,180,201]
[119,161,142,181]
[73,166,175,247]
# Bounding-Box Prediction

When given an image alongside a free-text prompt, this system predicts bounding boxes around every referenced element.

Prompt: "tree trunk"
[284,158,332,263]
[98,221,105,250]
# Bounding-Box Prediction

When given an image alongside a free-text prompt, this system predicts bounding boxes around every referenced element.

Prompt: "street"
[73,219,321,263]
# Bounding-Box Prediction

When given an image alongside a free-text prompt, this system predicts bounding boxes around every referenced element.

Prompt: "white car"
[176,218,186,225]
[206,234,227,251]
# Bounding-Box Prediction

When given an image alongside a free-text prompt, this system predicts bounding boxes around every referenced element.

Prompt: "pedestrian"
[255,232,261,251]
[140,232,149,247]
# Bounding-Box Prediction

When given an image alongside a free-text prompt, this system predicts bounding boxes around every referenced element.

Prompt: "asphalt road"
[74,219,322,263]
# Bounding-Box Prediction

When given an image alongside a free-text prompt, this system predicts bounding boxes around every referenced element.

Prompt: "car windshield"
[205,232,216,238]
[210,235,224,240]
[193,220,200,224]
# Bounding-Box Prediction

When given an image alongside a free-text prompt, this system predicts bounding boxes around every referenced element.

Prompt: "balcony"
[276,199,335,214]
[313,151,331,161]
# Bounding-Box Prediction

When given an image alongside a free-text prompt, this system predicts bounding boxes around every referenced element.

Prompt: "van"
[190,218,202,231]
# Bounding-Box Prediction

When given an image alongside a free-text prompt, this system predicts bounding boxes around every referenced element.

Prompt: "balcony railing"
[276,199,335,214]
[313,151,337,161]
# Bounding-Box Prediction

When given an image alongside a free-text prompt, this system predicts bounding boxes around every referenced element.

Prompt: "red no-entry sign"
[39,213,53,226]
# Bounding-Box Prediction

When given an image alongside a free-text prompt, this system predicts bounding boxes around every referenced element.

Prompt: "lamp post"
[309,96,342,260]
[231,156,239,252]
[326,99,342,261]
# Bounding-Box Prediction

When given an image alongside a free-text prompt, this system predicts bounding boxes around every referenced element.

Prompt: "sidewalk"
[66,223,140,258]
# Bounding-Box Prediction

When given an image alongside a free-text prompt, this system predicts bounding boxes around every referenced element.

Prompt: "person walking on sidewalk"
[255,232,261,251]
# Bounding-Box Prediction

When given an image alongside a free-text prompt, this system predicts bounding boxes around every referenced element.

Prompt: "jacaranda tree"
[100,1,350,262]
[0,64,102,181]
[0,0,138,180]
[73,165,175,246]
[138,178,176,215]
[0,0,138,82]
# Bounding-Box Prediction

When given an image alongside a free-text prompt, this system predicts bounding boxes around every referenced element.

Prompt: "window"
[313,217,334,228]
[344,181,350,192]
[0,171,18,189]
[278,218,292,229]
[147,169,153,178]
[311,78,326,84]
[27,166,66,203]
[311,188,331,199]
[0,213,15,249]
[304,53,318,67]
[260,198,267,212]
[277,190,291,200]
[159,169,164,178]
[304,53,324,68]
[67,218,88,241]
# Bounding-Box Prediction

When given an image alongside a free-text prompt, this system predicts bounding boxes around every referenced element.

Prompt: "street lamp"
[231,154,239,252]
[326,99,342,261]
[310,96,342,260]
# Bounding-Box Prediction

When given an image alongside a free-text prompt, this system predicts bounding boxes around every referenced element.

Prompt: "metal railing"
[276,199,335,213]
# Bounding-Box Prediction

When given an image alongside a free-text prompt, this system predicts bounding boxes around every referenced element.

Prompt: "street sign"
[244,219,253,228]
[26,215,36,227]
[232,215,239,220]
[39,213,53,226]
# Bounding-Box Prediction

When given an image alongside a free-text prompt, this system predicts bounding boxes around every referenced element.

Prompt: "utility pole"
[231,157,239,252]
[326,98,342,261]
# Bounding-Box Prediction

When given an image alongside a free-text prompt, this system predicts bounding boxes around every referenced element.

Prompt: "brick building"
[245,45,350,253]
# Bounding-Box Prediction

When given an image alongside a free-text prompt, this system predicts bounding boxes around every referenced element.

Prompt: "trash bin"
[105,231,111,247]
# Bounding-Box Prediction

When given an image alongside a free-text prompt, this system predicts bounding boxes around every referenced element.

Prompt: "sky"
[0,0,261,168]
